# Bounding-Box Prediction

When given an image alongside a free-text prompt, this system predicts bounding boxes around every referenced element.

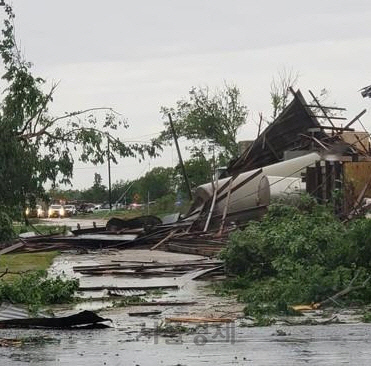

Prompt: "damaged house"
[187,88,371,230]
[7,89,371,257]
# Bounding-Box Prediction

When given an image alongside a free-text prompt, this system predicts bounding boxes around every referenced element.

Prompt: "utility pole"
[168,113,193,201]
[107,137,112,210]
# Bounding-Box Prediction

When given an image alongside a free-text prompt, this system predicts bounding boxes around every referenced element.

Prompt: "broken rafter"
[308,90,336,128]
[310,115,347,120]
[307,126,355,132]
[78,285,179,291]
[299,133,330,150]
[343,109,367,130]
[150,230,178,251]
[305,104,346,111]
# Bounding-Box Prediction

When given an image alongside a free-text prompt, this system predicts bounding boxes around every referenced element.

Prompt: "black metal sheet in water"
[0,310,111,329]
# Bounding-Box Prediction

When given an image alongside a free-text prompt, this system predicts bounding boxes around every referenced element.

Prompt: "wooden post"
[204,173,219,232]
[107,137,112,210]
[168,114,193,201]
[216,177,234,237]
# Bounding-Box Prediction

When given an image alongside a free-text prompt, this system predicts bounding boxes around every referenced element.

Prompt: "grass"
[0,251,59,281]
[79,209,182,220]
[13,224,70,236]
[79,209,143,220]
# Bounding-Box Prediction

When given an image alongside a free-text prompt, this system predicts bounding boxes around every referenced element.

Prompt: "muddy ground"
[1,249,371,365]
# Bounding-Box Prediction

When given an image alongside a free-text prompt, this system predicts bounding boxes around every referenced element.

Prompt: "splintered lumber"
[343,109,367,129]
[79,270,187,277]
[150,230,177,251]
[78,285,179,291]
[165,317,234,323]
[124,301,197,306]
[108,227,175,248]
[0,242,25,255]
[204,174,219,232]
[186,265,224,280]
[73,260,223,272]
[128,310,162,317]
[165,243,222,256]
[111,259,156,264]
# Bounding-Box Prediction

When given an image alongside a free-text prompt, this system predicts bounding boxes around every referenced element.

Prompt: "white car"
[64,205,77,216]
[48,205,65,218]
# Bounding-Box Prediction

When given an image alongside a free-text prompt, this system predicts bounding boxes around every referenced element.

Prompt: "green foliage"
[220,198,371,317]
[0,270,79,312]
[0,4,159,219]
[138,167,176,201]
[0,210,14,242]
[174,154,212,193]
[362,312,371,323]
[111,167,176,205]
[158,84,248,160]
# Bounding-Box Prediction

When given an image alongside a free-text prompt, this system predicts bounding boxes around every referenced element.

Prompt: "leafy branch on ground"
[219,195,371,320]
[0,270,79,313]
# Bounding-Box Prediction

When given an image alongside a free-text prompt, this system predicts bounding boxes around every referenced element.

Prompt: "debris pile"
[73,258,224,285]
[2,88,371,256]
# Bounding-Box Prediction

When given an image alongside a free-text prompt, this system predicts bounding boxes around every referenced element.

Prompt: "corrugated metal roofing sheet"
[0,303,29,321]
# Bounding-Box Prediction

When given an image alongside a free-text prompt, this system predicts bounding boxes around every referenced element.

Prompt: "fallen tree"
[220,195,371,318]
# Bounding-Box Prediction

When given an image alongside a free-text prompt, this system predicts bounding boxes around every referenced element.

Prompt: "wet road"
[39,217,107,229]
[1,323,371,365]
[1,250,370,365]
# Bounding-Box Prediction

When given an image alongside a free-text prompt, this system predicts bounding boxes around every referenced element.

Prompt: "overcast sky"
[4,0,371,189]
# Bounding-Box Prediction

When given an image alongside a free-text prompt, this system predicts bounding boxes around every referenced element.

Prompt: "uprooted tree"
[0,4,160,240]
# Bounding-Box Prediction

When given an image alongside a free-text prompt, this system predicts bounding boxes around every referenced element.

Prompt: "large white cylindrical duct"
[192,152,319,217]
[259,175,305,201]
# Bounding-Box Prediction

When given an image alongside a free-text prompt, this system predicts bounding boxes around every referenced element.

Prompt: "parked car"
[25,204,46,218]
[94,203,124,211]
[128,203,145,210]
[48,204,65,218]
[77,203,96,214]
[64,205,77,216]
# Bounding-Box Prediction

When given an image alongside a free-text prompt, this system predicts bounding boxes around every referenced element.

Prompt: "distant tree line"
[49,155,213,206]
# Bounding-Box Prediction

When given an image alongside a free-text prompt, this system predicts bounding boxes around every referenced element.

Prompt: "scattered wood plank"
[186,265,224,281]
[150,230,177,251]
[0,242,25,256]
[79,270,187,277]
[73,260,223,272]
[78,285,179,291]
[165,317,234,323]
[126,301,197,306]
[128,310,162,317]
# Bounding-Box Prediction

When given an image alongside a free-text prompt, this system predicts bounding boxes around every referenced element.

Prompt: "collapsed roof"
[226,89,360,176]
